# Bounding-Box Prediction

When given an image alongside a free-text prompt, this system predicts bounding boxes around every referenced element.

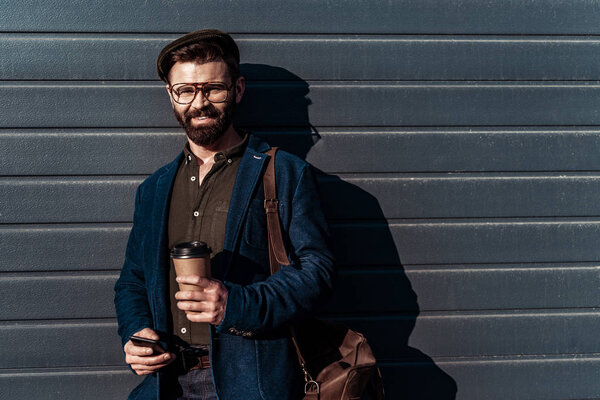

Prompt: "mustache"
[185,107,220,120]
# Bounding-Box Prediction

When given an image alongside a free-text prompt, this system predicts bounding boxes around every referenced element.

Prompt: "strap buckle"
[302,364,319,394]
[264,198,279,212]
[304,380,320,394]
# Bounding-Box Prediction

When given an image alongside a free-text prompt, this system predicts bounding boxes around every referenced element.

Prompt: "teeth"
[195,116,208,120]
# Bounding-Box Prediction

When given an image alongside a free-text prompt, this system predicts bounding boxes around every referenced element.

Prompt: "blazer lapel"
[150,153,182,331]
[220,136,270,279]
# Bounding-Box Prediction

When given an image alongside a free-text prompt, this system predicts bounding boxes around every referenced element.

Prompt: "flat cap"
[156,29,240,82]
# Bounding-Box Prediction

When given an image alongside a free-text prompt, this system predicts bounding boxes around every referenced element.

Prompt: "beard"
[173,95,237,147]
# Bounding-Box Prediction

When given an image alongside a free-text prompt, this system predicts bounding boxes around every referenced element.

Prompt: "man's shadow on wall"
[237,64,457,399]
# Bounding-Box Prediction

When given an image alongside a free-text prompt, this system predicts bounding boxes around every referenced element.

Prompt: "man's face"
[167,61,245,146]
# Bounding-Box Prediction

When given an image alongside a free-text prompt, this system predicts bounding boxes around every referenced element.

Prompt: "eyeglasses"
[169,82,233,105]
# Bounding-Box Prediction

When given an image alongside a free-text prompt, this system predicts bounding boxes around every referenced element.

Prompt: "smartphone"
[129,335,166,354]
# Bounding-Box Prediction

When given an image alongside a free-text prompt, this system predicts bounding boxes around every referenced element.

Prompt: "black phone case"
[130,335,166,354]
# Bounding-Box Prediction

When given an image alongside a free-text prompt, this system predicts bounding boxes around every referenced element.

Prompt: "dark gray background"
[2,1,600,399]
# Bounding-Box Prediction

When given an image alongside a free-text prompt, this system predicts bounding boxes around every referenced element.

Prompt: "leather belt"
[189,354,211,370]
[179,346,211,371]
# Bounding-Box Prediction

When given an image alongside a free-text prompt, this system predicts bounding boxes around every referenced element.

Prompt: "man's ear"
[165,84,175,107]
[235,76,245,104]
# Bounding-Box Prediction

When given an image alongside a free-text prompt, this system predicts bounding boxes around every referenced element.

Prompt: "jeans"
[176,368,217,400]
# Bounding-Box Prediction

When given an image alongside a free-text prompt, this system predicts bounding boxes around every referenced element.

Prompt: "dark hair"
[164,42,239,82]
[156,29,240,83]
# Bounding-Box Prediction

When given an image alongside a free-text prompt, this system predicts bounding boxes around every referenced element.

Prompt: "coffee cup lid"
[171,241,211,258]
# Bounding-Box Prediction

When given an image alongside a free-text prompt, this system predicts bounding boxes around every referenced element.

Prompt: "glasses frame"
[169,81,234,105]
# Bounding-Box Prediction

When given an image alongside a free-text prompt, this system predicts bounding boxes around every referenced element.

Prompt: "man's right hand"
[124,327,176,375]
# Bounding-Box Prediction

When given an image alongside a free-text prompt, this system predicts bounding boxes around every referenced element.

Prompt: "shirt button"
[227,159,232,164]
[181,328,187,334]
[193,211,200,217]
[190,176,196,182]
[187,155,192,161]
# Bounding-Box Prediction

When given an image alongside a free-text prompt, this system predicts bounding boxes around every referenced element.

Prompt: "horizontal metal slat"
[341,311,600,360]
[4,82,600,128]
[5,128,600,175]
[0,173,580,221]
[4,310,600,368]
[2,0,600,34]
[320,173,600,219]
[0,224,129,272]
[0,177,141,224]
[0,130,185,176]
[3,220,600,271]
[381,355,600,400]
[2,357,598,400]
[0,367,141,400]
[1,264,599,318]
[5,173,600,222]
[4,34,600,80]
[334,220,600,265]
[326,265,600,313]
[0,273,117,320]
[0,321,122,368]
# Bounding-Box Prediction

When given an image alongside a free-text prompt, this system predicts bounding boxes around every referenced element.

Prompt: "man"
[114,29,335,399]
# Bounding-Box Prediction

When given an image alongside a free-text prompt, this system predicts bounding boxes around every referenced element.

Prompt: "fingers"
[175,289,207,301]
[176,290,225,314]
[126,352,176,375]
[184,310,224,325]
[125,342,154,356]
[124,327,161,356]
[129,353,176,375]
[177,300,210,312]
[175,288,222,301]
[177,295,226,324]
[176,275,213,288]
[174,279,227,325]
[126,351,173,367]
[124,327,174,374]
[177,298,222,322]
[175,278,226,301]
[133,363,170,375]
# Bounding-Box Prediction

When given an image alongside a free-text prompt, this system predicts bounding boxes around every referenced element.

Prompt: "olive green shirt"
[168,133,248,345]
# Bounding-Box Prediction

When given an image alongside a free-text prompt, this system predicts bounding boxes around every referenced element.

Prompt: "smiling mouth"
[193,116,214,122]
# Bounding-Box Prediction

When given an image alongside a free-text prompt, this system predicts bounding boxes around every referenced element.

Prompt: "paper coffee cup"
[171,241,211,291]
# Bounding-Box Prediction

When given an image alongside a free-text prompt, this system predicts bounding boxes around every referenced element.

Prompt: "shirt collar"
[182,131,249,165]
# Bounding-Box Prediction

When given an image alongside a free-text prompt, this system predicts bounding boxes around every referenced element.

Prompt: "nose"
[190,88,210,109]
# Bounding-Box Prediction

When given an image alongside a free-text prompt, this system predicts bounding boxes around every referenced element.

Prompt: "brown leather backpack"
[263,148,385,400]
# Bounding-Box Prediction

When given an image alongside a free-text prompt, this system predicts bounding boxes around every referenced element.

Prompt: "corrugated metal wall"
[2,1,600,399]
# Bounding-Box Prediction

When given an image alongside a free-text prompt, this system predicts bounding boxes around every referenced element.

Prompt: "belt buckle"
[180,347,197,371]
[180,348,191,371]
[180,346,209,371]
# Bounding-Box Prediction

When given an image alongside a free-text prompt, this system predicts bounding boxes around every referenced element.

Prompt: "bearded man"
[114,29,335,399]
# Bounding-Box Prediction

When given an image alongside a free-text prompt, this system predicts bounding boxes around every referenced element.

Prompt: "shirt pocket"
[210,200,230,244]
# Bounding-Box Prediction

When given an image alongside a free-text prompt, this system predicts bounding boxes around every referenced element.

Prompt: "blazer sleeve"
[114,185,154,348]
[216,163,336,335]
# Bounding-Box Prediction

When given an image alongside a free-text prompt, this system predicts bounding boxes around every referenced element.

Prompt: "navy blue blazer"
[114,135,335,399]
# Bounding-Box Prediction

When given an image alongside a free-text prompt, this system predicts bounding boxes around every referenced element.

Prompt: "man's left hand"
[175,276,228,325]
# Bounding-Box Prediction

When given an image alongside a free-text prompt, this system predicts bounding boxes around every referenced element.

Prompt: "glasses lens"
[171,83,230,104]
[172,84,197,104]
[204,84,228,103]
